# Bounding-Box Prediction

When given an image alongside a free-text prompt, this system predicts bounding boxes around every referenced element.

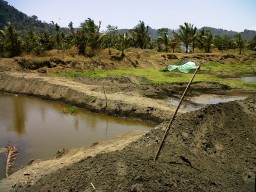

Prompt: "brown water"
[0,94,153,180]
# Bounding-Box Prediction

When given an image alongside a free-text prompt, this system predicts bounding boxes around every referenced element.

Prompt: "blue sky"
[6,0,256,32]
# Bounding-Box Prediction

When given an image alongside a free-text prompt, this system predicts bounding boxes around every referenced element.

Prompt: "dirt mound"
[11,95,256,192]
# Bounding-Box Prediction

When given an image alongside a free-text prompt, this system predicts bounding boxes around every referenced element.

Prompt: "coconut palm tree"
[1,22,21,57]
[198,29,214,53]
[40,32,54,51]
[0,30,6,56]
[157,28,170,53]
[174,22,197,53]
[55,23,62,53]
[132,21,151,49]
[248,35,256,51]
[115,33,131,58]
[75,18,101,55]
[234,33,246,55]
[170,37,180,53]
[101,25,118,55]
[213,35,234,52]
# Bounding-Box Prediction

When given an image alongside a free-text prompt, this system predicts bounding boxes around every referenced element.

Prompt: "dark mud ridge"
[7,95,256,192]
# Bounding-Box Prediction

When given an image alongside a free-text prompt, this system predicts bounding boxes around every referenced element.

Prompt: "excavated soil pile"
[11,95,256,192]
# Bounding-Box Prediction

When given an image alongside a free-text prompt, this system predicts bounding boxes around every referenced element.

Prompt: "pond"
[0,94,154,180]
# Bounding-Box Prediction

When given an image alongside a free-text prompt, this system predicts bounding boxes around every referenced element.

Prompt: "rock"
[23,172,30,176]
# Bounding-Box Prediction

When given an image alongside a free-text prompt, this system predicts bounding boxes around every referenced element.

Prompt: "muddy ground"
[0,55,256,191]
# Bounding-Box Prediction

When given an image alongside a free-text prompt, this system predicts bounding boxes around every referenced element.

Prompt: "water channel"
[166,94,249,111]
[0,94,154,180]
[239,76,256,83]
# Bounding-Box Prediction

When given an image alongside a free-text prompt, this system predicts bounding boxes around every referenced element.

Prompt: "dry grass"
[5,145,19,177]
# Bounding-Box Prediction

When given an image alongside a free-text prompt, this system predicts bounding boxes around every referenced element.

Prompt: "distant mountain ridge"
[1,0,256,40]
[201,27,256,40]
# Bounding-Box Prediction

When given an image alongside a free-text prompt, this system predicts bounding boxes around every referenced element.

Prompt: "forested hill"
[0,0,51,33]
[1,0,256,40]
[202,27,256,40]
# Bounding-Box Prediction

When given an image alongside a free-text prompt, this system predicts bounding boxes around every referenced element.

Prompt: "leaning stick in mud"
[154,63,201,161]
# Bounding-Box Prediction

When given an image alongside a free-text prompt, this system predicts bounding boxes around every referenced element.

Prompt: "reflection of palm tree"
[105,119,109,139]
[13,97,26,135]
[74,115,79,130]
[40,105,46,122]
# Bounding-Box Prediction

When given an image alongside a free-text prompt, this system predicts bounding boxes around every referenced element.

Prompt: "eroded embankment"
[0,72,179,123]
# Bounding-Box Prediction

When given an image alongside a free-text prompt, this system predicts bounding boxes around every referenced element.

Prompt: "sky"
[5,0,256,32]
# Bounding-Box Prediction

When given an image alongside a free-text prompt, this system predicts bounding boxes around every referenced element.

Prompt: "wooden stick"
[154,63,201,161]
[103,84,108,108]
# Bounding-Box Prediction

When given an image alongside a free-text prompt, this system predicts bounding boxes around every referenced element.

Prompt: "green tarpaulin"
[168,61,198,73]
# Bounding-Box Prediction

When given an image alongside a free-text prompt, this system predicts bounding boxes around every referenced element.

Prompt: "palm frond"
[5,144,19,177]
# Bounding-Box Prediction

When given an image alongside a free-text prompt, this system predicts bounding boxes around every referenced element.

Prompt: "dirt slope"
[6,95,255,192]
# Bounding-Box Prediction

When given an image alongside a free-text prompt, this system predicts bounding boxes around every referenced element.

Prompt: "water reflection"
[0,94,153,180]
[240,76,256,83]
[13,97,26,134]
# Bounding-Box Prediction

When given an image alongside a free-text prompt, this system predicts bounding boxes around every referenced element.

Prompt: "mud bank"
[2,95,255,192]
[0,72,179,123]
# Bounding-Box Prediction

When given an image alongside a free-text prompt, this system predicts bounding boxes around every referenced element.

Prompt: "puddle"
[190,94,247,105]
[166,97,202,111]
[166,94,248,111]
[239,76,256,83]
[0,94,154,180]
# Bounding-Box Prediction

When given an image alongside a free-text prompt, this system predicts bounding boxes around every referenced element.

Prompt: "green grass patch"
[63,106,78,114]
[200,61,255,76]
[50,62,256,92]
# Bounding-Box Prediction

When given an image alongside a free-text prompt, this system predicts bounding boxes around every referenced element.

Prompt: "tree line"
[1,19,256,58]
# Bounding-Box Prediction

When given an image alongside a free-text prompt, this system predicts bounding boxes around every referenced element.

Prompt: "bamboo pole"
[154,63,201,161]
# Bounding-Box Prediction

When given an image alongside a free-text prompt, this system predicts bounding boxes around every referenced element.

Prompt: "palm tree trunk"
[185,44,189,53]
